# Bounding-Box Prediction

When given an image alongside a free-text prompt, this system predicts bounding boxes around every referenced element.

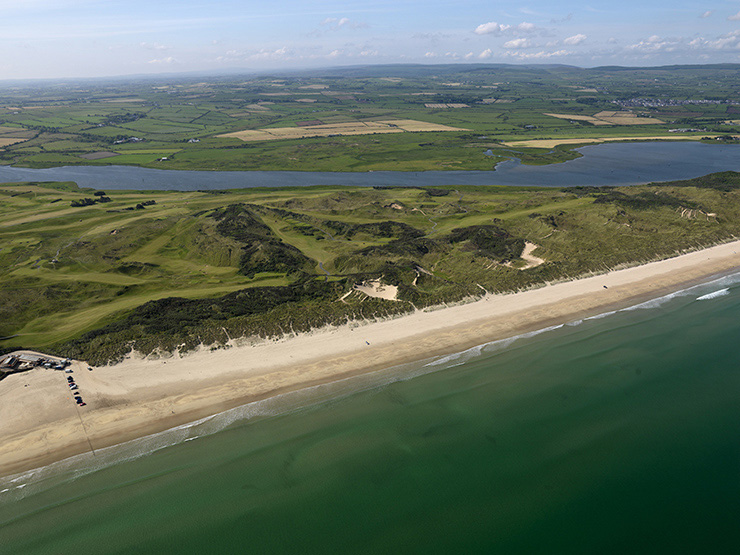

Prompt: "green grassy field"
[1,64,737,172]
[3,172,740,363]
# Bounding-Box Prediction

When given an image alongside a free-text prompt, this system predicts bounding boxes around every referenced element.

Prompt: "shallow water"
[0,141,738,190]
[2,276,740,554]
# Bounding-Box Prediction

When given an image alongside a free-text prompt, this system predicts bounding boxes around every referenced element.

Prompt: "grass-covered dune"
[2,172,740,364]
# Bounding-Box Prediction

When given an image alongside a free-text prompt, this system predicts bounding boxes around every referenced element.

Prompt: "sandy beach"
[3,241,740,477]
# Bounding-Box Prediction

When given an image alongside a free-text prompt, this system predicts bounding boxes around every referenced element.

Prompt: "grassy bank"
[3,172,740,363]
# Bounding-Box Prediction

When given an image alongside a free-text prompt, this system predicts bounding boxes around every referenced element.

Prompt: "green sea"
[2,274,740,554]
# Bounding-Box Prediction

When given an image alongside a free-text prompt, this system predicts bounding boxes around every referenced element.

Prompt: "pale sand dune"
[3,241,740,476]
[353,280,399,300]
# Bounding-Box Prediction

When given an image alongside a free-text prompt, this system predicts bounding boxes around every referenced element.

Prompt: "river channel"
[0,141,738,190]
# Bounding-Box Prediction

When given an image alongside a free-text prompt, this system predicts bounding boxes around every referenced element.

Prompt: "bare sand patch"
[219,119,467,142]
[354,280,399,301]
[506,242,545,270]
[295,98,318,103]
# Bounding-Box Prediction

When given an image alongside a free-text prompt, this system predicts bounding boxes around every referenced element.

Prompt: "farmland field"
[0,63,737,171]
[219,119,467,141]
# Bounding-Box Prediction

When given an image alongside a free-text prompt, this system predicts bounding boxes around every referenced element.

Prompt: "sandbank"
[3,241,740,477]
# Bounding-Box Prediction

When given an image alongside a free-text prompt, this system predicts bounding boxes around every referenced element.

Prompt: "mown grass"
[4,173,740,362]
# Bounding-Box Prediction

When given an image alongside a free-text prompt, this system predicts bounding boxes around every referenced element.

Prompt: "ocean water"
[2,275,740,554]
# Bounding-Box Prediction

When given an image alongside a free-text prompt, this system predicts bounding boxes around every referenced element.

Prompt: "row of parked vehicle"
[66,373,86,407]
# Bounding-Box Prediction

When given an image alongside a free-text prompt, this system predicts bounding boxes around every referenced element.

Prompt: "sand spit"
[3,241,740,476]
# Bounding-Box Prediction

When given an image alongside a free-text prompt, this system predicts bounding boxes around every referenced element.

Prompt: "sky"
[2,0,740,80]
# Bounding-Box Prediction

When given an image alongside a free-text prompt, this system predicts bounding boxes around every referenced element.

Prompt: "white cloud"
[464,51,475,59]
[474,21,541,36]
[320,16,365,30]
[701,10,713,18]
[728,11,740,21]
[705,30,740,50]
[629,35,674,52]
[628,31,740,55]
[147,56,177,64]
[475,21,511,35]
[248,46,293,61]
[140,42,168,51]
[478,48,493,59]
[504,49,570,60]
[504,38,533,49]
[516,22,537,32]
[563,34,587,45]
[424,51,437,58]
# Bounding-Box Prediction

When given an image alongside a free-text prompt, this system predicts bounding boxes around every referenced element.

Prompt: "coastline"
[3,241,740,478]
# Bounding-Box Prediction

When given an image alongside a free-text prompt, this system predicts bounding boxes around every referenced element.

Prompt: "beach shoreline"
[3,241,740,478]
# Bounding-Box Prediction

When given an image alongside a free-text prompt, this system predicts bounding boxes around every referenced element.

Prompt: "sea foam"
[696,288,730,301]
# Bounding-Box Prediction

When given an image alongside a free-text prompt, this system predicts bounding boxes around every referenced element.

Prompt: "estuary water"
[0,141,739,190]
[1,273,740,554]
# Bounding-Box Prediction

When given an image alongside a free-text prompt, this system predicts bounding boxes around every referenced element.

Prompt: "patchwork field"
[0,138,29,147]
[503,135,712,148]
[0,63,737,171]
[219,119,467,142]
[544,113,613,126]
[545,111,664,126]
[424,103,469,109]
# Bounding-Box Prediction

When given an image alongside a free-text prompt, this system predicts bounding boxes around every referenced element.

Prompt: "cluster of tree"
[70,195,111,207]
[104,112,145,125]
